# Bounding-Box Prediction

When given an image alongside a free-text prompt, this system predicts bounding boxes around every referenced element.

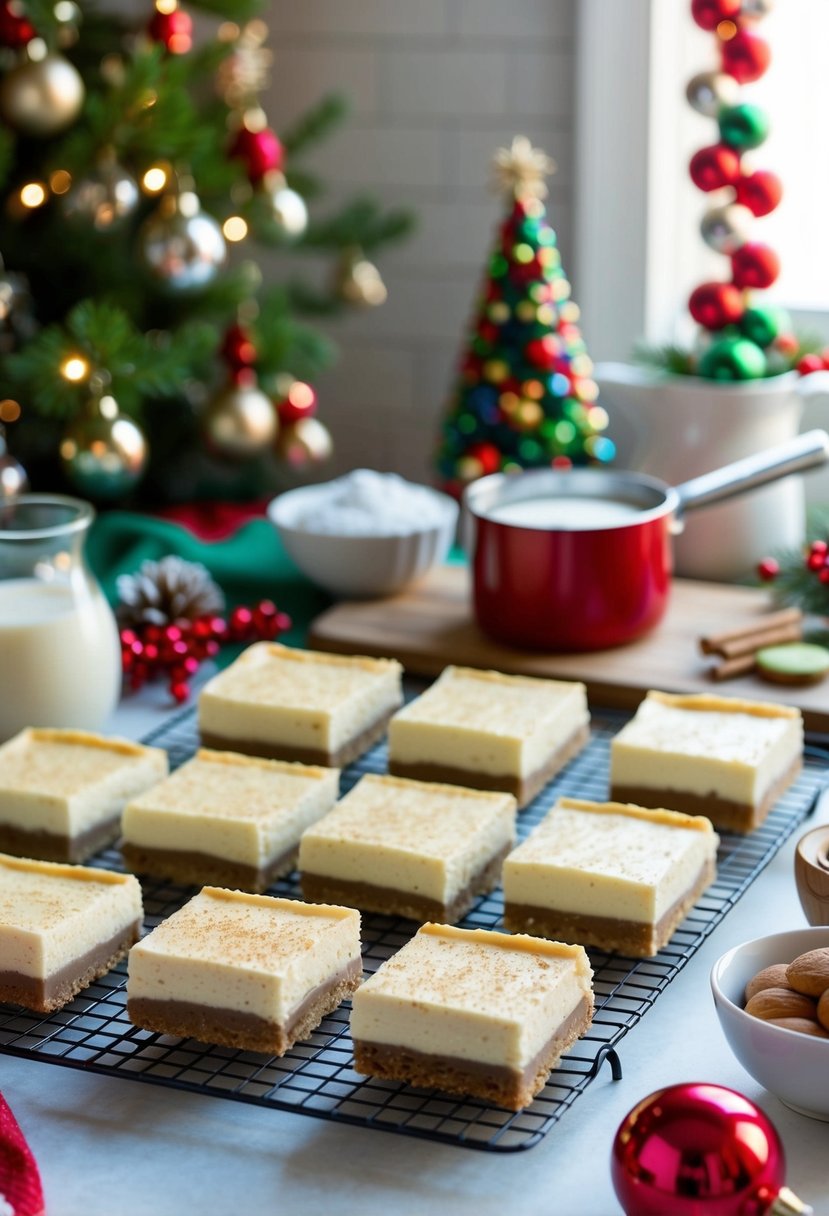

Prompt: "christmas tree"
[436,137,614,494]
[0,0,413,503]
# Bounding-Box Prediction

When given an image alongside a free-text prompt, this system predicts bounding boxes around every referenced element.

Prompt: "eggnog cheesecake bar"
[351,924,593,1110]
[388,666,589,808]
[0,728,168,863]
[610,692,803,833]
[503,797,719,957]
[299,774,516,922]
[0,854,143,1012]
[127,887,362,1054]
[122,749,339,893]
[199,642,403,766]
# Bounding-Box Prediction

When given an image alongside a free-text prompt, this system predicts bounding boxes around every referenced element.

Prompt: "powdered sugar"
[290,469,449,536]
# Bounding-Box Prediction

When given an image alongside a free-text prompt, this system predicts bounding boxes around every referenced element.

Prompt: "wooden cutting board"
[308,565,829,734]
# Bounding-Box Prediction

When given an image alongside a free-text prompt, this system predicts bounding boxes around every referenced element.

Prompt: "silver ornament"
[700,203,754,255]
[138,191,227,291]
[60,395,148,501]
[685,70,740,118]
[0,51,85,137]
[0,427,28,501]
[266,183,308,240]
[63,158,139,231]
[203,381,277,460]
[0,264,36,355]
[740,0,774,16]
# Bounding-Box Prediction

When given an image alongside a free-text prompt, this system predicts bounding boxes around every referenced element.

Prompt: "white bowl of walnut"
[711,926,829,1120]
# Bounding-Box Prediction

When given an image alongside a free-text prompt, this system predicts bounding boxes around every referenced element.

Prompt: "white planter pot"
[596,362,829,582]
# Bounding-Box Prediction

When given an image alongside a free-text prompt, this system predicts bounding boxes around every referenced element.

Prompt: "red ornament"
[0,2,35,48]
[0,1091,46,1216]
[148,3,192,54]
[466,441,501,475]
[611,1083,808,1216]
[169,680,190,704]
[276,380,317,424]
[757,556,779,580]
[691,0,740,30]
[689,144,741,192]
[525,336,558,371]
[735,169,783,217]
[731,242,780,289]
[229,125,284,185]
[220,323,257,370]
[688,281,744,330]
[721,28,772,83]
[798,353,825,377]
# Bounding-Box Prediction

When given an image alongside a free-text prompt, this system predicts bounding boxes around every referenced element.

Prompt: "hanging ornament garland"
[686,0,789,381]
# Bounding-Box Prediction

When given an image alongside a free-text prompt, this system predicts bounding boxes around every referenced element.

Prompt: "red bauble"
[757,556,779,580]
[0,3,35,48]
[525,336,558,370]
[691,0,740,30]
[689,144,741,192]
[689,281,744,330]
[466,441,501,475]
[220,323,257,370]
[731,242,780,289]
[148,4,193,54]
[612,1083,789,1216]
[721,28,771,83]
[735,169,783,217]
[798,353,826,377]
[229,125,284,185]
[276,379,317,424]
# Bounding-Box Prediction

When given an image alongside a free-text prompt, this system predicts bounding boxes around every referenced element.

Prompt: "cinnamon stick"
[718,622,803,659]
[700,608,803,655]
[710,653,758,681]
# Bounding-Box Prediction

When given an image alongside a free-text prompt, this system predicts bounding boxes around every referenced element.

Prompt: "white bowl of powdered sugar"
[268,469,459,598]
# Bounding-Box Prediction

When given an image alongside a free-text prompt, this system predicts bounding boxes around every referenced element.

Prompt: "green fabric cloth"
[86,512,331,650]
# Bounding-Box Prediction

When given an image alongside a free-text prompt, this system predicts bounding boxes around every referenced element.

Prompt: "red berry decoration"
[735,168,782,217]
[276,380,317,424]
[169,680,190,704]
[797,353,825,377]
[757,556,779,581]
[731,241,780,289]
[688,144,741,192]
[689,281,745,331]
[721,28,771,83]
[148,2,192,53]
[229,125,284,185]
[691,0,740,29]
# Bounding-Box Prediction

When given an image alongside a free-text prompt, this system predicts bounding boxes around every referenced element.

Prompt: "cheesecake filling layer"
[389,669,589,780]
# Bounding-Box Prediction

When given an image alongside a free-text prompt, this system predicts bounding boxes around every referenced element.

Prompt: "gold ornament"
[0,424,28,501]
[275,416,333,468]
[60,393,148,502]
[0,51,85,138]
[336,247,387,307]
[62,152,139,231]
[203,378,277,460]
[491,136,555,201]
[138,190,227,291]
[261,173,308,240]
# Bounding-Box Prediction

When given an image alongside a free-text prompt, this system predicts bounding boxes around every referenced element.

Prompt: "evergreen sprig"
[768,508,829,617]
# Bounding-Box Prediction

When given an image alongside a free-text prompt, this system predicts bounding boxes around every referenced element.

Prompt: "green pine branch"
[281,95,349,158]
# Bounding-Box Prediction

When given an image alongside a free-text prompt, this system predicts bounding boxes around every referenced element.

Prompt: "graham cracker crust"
[353,993,594,1111]
[301,841,512,923]
[121,841,298,894]
[128,957,363,1055]
[611,754,802,834]
[0,814,121,865]
[504,856,717,958]
[388,722,590,810]
[0,918,141,1013]
[200,706,396,768]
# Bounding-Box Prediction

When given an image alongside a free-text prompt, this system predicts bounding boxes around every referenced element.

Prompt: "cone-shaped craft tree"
[436,137,615,493]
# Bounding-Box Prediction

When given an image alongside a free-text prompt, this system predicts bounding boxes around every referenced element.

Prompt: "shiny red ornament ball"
[147,4,193,53]
[229,125,284,185]
[612,1083,788,1216]
[689,144,741,192]
[220,323,257,370]
[0,3,35,47]
[757,557,779,580]
[466,441,501,475]
[689,281,744,331]
[277,380,317,424]
[731,242,780,289]
[735,168,783,217]
[798,353,826,376]
[691,0,740,30]
[525,336,558,371]
[721,28,771,83]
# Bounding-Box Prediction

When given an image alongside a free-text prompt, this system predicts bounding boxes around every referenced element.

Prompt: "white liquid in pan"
[488,496,644,530]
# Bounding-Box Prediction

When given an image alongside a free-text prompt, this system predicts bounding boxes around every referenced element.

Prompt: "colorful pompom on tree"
[436,137,614,493]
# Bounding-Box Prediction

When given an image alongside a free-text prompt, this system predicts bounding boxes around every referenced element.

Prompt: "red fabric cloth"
[0,1093,44,1216]
[152,499,270,541]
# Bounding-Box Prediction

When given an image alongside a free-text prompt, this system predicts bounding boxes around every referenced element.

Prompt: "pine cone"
[116,556,225,627]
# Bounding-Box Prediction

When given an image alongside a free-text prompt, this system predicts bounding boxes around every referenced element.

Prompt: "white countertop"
[3,688,828,1216]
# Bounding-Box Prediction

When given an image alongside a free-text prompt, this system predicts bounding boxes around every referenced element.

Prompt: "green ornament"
[740,305,789,349]
[718,103,770,150]
[698,335,766,381]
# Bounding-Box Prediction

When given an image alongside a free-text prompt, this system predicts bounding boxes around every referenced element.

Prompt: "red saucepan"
[463,429,829,652]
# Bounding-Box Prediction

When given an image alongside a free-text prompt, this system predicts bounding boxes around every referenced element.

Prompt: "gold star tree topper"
[491,136,556,201]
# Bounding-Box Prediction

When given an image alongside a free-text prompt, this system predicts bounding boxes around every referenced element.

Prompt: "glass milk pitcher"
[0,495,121,741]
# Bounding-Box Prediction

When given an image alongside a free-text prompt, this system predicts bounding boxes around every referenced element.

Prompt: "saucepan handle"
[674,429,829,516]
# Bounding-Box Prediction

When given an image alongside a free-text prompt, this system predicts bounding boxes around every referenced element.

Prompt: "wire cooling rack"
[0,706,826,1153]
